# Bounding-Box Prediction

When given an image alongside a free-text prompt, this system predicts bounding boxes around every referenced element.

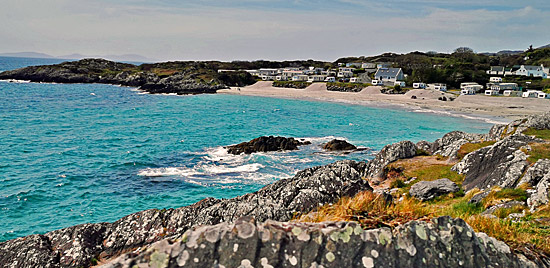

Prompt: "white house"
[413,82,426,89]
[246,69,260,76]
[362,62,376,69]
[503,90,522,97]
[522,90,541,98]
[307,75,326,83]
[487,66,505,76]
[485,89,499,96]
[427,83,447,91]
[463,85,483,94]
[337,71,354,78]
[490,83,518,92]
[292,75,309,82]
[374,68,404,83]
[515,65,547,78]
[460,82,481,90]
[490,77,503,83]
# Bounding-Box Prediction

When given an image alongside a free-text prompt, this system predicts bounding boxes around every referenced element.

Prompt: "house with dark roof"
[487,66,505,75]
[515,65,547,78]
[374,68,404,83]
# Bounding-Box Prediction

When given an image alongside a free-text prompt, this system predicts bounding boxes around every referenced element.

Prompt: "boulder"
[409,179,460,201]
[322,139,357,151]
[363,141,417,179]
[0,160,371,267]
[226,136,311,155]
[452,135,538,191]
[527,173,550,212]
[430,131,486,159]
[468,190,490,204]
[100,216,544,268]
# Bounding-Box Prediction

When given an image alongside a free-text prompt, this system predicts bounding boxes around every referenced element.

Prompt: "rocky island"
[1,112,550,267]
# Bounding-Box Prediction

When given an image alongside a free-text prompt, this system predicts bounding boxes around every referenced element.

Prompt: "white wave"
[0,79,31,83]
[138,163,263,177]
[412,109,507,124]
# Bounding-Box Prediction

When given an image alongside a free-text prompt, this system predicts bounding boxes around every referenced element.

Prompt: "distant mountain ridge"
[0,52,157,63]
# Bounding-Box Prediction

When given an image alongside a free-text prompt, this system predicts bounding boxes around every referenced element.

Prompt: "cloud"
[0,1,548,61]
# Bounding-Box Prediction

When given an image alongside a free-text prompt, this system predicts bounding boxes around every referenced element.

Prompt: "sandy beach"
[219,81,550,123]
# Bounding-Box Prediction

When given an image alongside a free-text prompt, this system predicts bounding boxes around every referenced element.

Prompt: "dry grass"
[456,141,496,159]
[525,142,550,164]
[482,187,528,208]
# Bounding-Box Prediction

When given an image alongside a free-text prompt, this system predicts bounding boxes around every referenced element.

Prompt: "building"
[539,92,550,99]
[376,63,391,69]
[307,75,326,83]
[259,68,279,76]
[485,89,499,96]
[427,83,447,91]
[487,66,505,76]
[490,83,519,92]
[515,65,547,78]
[460,82,481,90]
[503,90,522,97]
[346,62,363,68]
[463,85,483,94]
[374,68,404,83]
[522,90,541,98]
[350,77,366,83]
[362,62,376,69]
[394,81,406,87]
[413,83,426,89]
[324,77,336,82]
[245,70,260,76]
[490,77,503,83]
[292,75,309,82]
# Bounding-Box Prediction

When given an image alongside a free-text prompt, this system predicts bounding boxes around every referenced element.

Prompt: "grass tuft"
[523,128,550,141]
[456,141,496,159]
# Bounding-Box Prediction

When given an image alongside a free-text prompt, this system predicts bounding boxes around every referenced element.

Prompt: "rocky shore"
[0,59,256,94]
[1,112,550,267]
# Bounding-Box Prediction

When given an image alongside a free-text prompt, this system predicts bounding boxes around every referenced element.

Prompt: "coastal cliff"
[0,59,256,94]
[1,112,550,267]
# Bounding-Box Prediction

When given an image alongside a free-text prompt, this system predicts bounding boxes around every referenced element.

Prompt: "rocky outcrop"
[226,136,311,155]
[322,139,357,151]
[363,141,417,179]
[452,135,539,191]
[0,58,256,94]
[409,179,460,201]
[488,111,550,139]
[101,216,546,268]
[429,131,486,159]
[0,160,371,268]
[528,173,550,212]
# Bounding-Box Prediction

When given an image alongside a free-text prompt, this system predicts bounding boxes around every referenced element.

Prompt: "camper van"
[522,90,540,98]
[413,83,426,89]
[394,81,406,87]
[324,76,336,82]
[485,89,499,96]
[371,80,383,86]
[538,92,550,99]
[461,88,476,95]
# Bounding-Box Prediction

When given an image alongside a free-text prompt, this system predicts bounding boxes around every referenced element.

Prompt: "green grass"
[390,179,406,188]
[494,205,525,219]
[457,141,496,159]
[523,128,550,141]
[405,164,465,184]
[449,201,484,217]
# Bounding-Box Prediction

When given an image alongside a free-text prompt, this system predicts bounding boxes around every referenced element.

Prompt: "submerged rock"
[226,136,311,155]
[322,139,357,151]
[100,216,544,268]
[409,178,460,201]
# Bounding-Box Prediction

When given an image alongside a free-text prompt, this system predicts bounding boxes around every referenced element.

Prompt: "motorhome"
[522,90,540,98]
[427,83,447,91]
[413,83,426,89]
[371,80,383,86]
[485,89,499,96]
[324,76,336,82]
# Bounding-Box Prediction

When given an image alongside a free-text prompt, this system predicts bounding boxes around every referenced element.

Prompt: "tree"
[454,47,474,54]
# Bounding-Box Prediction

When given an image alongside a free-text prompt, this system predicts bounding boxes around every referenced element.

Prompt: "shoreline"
[218,81,550,123]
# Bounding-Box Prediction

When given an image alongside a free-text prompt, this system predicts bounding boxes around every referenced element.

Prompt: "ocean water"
[0,56,493,241]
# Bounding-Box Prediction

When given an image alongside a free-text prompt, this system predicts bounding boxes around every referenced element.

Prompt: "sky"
[0,0,549,61]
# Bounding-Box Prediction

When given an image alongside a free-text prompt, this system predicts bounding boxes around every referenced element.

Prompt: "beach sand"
[218,81,550,122]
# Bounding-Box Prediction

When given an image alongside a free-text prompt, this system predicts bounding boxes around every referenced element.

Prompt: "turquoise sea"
[0,56,493,241]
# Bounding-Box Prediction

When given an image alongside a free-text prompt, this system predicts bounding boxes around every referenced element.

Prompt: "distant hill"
[0,51,157,63]
[0,52,55,59]
[539,44,550,49]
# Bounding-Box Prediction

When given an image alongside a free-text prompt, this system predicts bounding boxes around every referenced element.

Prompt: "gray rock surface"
[452,135,538,191]
[100,216,546,268]
[362,141,417,179]
[0,160,371,268]
[488,112,550,139]
[528,173,550,212]
[468,190,490,204]
[430,131,485,159]
[409,179,460,201]
[519,159,550,187]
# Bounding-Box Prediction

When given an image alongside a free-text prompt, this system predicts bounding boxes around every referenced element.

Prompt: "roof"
[521,65,541,71]
[490,66,504,72]
[375,68,402,77]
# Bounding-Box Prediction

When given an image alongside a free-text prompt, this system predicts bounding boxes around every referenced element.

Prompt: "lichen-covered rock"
[322,139,357,151]
[226,136,311,155]
[452,135,538,191]
[430,131,485,159]
[363,141,417,179]
[409,179,460,201]
[528,173,550,212]
[100,216,546,268]
[518,159,550,187]
[488,112,550,139]
[0,160,370,268]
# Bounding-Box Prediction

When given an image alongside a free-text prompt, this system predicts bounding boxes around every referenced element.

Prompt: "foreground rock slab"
[409,178,460,201]
[101,216,544,268]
